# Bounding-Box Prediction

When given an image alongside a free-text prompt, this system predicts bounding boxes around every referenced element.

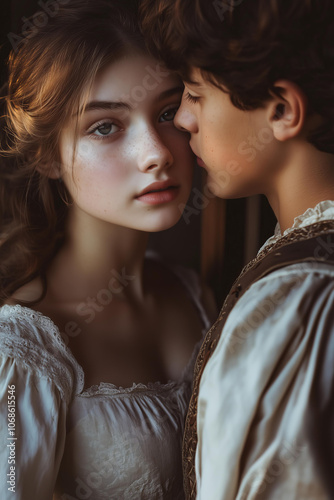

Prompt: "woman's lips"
[135,186,180,205]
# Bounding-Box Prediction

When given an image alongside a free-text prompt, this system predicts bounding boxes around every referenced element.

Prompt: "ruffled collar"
[260,200,334,252]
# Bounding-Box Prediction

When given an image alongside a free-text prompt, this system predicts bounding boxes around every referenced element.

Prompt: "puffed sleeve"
[196,263,334,500]
[0,356,67,500]
[0,306,83,500]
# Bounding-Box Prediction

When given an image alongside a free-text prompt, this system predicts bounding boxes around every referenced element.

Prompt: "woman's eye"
[88,121,120,138]
[159,107,179,122]
[185,92,200,104]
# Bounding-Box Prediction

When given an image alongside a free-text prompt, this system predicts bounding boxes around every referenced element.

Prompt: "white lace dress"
[0,262,212,500]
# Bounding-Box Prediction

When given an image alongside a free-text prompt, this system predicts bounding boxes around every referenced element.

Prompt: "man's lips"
[196,157,206,168]
[190,143,206,168]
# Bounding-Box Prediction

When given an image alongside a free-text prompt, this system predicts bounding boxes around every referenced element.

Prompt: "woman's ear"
[267,80,308,142]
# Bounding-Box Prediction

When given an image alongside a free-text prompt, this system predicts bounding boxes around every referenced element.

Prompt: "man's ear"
[267,80,308,142]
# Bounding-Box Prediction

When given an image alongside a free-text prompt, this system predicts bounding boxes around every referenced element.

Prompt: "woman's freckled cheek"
[77,149,128,181]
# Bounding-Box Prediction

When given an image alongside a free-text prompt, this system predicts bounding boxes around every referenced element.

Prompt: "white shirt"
[196,200,334,500]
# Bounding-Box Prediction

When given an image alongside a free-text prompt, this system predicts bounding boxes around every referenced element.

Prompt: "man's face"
[174,68,283,199]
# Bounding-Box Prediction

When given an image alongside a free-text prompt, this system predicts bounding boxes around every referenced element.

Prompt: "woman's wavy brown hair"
[140,0,334,154]
[0,0,144,306]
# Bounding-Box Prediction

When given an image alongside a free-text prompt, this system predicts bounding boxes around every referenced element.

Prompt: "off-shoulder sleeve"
[0,305,84,500]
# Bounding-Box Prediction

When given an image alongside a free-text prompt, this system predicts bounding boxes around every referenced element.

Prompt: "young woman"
[0,1,216,498]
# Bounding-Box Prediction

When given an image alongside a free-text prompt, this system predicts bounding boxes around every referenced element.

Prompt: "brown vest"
[182,220,334,499]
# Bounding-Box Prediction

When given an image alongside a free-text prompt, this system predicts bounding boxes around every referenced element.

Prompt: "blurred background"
[0,0,277,306]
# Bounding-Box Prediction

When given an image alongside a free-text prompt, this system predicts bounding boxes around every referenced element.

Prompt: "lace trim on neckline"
[0,304,193,398]
[261,200,334,252]
[79,337,200,397]
[79,379,188,397]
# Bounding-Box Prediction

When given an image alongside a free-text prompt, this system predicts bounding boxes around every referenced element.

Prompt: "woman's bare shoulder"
[4,278,44,306]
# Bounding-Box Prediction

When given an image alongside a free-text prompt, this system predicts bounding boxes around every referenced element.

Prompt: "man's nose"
[174,99,198,134]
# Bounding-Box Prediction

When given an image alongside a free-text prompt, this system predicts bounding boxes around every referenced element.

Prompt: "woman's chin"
[141,211,184,233]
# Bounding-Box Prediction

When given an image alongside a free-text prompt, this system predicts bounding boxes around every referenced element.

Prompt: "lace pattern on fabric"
[0,304,84,403]
[260,200,334,251]
[80,379,187,398]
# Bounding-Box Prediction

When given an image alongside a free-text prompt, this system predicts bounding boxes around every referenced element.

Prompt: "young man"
[140,1,334,499]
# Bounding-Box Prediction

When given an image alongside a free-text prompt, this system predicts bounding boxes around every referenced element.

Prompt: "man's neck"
[266,142,334,233]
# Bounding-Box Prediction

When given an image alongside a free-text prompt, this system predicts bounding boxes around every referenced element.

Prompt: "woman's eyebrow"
[75,101,131,116]
[76,86,184,116]
[154,86,184,102]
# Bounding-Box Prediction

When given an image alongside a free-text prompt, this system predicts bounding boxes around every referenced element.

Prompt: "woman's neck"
[47,207,149,305]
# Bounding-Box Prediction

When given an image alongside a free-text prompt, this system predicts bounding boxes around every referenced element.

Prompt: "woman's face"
[59,53,194,232]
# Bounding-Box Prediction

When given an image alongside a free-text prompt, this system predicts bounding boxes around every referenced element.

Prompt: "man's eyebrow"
[75,101,131,116]
[184,79,202,88]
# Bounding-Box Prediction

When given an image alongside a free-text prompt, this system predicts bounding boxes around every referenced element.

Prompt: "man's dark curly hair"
[140,0,334,154]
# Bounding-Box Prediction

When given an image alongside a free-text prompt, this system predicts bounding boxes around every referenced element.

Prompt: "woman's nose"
[137,128,174,173]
